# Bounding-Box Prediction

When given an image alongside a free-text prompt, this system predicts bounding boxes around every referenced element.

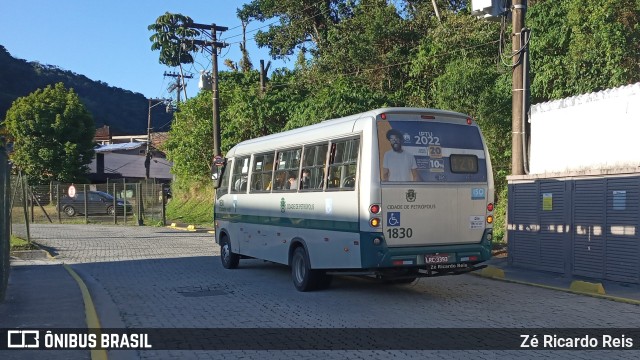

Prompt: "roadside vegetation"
[165,178,214,226]
[9,235,37,251]
[153,0,638,242]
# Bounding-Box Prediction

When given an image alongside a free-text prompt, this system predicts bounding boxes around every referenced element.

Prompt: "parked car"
[58,191,133,217]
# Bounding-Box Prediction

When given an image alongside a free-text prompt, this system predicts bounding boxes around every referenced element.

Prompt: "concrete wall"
[530,83,640,174]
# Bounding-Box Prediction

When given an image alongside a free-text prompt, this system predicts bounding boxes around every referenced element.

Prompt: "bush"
[493,185,508,244]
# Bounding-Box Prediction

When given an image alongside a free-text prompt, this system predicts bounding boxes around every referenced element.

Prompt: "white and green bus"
[213,108,494,291]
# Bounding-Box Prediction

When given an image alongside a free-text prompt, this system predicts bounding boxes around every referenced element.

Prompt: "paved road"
[6,224,640,359]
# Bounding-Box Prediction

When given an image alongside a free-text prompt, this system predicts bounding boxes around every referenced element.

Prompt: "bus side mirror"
[212,156,227,189]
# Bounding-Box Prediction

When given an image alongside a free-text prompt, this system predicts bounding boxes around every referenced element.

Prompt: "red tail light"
[370,204,381,214]
[487,203,494,212]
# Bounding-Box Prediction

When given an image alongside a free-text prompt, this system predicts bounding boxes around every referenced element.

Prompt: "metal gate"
[508,172,640,284]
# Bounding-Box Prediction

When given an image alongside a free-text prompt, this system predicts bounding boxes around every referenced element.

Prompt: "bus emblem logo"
[387,212,400,227]
[280,198,286,213]
[406,189,416,202]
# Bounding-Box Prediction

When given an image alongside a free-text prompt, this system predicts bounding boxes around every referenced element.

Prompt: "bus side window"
[231,157,250,194]
[327,138,359,190]
[216,160,231,199]
[251,153,274,193]
[274,148,301,192]
[301,143,328,191]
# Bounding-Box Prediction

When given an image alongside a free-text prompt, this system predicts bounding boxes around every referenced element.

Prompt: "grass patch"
[166,182,214,226]
[10,235,39,251]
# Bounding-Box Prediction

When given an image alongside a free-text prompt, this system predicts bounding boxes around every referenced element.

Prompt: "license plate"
[425,253,452,264]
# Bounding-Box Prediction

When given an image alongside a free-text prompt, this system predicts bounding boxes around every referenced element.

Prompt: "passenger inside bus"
[300,169,311,189]
[287,173,298,190]
[267,172,286,191]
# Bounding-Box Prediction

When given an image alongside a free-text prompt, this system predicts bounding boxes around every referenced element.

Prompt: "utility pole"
[187,23,228,157]
[164,71,193,104]
[146,98,169,179]
[511,0,527,176]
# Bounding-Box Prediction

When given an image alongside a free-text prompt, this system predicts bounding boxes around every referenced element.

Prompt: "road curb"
[63,264,108,360]
[167,223,212,233]
[9,249,51,260]
[570,280,606,295]
[480,266,505,279]
[167,223,194,231]
[473,271,640,306]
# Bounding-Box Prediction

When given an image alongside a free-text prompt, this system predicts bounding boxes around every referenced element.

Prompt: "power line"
[221,3,321,42]
[184,22,229,157]
[261,39,500,90]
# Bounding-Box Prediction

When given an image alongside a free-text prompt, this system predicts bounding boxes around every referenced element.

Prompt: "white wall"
[529,82,640,174]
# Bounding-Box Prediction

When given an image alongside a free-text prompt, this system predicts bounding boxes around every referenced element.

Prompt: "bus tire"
[220,236,240,269]
[291,246,320,292]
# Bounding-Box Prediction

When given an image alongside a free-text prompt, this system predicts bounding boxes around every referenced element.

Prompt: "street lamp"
[146,98,172,179]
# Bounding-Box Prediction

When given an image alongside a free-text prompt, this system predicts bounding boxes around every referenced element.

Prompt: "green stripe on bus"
[214,213,360,233]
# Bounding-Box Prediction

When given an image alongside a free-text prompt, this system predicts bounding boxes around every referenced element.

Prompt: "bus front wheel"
[220,236,240,269]
[291,246,323,292]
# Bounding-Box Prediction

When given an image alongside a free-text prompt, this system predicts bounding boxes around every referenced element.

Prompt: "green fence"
[0,145,10,301]
[1,170,168,301]
[10,178,168,235]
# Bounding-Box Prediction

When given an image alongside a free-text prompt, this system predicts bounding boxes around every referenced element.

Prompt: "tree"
[148,12,202,100]
[528,0,640,101]
[220,70,299,149]
[148,12,201,67]
[162,91,214,186]
[3,83,95,183]
[238,0,354,59]
[316,0,418,94]
[285,75,390,130]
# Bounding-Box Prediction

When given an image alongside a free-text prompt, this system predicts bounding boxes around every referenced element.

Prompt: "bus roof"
[225,107,471,157]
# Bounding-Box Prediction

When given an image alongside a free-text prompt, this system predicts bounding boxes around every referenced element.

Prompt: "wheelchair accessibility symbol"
[387,212,401,227]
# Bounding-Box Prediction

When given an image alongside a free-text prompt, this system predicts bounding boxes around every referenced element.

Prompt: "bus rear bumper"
[359,229,493,272]
[326,263,488,279]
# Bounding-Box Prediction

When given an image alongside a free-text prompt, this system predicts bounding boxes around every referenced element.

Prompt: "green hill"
[0,45,171,135]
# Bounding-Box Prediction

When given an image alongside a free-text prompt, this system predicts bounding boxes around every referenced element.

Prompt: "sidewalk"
[476,255,640,305]
[0,259,86,328]
[0,258,91,359]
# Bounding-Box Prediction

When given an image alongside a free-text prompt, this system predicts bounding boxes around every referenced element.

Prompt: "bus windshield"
[378,120,487,183]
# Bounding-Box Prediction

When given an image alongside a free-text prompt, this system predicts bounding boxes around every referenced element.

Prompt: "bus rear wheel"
[291,246,324,292]
[220,236,239,269]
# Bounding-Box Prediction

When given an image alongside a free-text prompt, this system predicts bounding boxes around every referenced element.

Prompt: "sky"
[0,0,289,100]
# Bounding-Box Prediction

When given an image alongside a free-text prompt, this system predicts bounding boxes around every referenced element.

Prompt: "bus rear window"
[450,154,478,173]
[377,120,487,182]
